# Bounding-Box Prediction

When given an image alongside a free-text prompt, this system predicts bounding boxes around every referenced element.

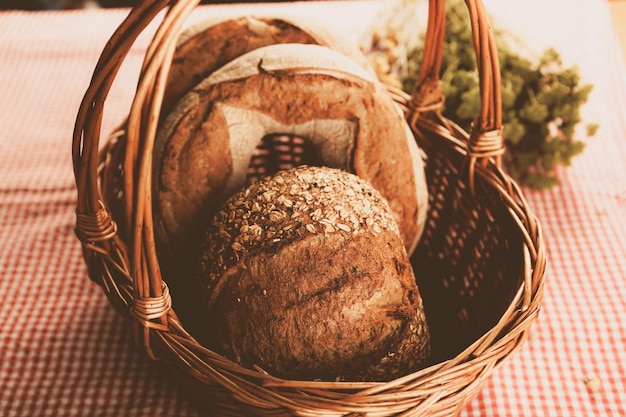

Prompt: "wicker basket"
[72,0,547,415]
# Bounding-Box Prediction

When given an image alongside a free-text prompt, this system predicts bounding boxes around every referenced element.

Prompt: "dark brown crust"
[197,166,430,381]
[214,231,430,381]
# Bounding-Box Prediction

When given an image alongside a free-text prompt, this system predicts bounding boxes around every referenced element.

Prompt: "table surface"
[1,1,625,416]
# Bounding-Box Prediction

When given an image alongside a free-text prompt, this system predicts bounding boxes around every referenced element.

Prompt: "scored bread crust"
[153,43,428,262]
[162,14,373,115]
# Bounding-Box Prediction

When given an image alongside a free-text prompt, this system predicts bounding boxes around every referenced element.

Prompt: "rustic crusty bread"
[197,166,431,381]
[162,14,373,114]
[153,43,428,264]
[102,14,374,237]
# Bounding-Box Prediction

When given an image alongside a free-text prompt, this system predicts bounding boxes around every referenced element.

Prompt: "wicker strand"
[131,281,172,359]
[465,126,505,193]
[130,283,172,327]
[467,126,504,159]
[407,79,445,127]
[75,201,117,243]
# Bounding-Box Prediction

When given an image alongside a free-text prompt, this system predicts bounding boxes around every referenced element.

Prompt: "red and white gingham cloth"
[1,1,625,416]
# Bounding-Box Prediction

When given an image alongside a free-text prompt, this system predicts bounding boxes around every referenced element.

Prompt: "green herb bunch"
[368,0,598,190]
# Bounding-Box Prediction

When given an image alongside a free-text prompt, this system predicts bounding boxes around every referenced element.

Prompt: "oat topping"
[199,165,401,288]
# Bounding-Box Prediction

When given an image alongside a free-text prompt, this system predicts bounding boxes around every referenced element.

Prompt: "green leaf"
[503,117,526,145]
[519,100,550,124]
[587,123,599,137]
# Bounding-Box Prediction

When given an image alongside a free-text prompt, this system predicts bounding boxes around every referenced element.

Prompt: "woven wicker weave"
[72,0,547,415]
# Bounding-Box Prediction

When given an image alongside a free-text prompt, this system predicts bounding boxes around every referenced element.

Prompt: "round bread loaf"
[163,14,373,114]
[153,43,428,264]
[197,165,431,381]
[102,14,372,233]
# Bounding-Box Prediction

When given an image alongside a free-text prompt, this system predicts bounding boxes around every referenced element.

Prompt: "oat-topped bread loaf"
[197,165,431,381]
[154,43,428,265]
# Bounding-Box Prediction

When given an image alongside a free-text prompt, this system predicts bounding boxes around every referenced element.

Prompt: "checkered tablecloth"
[1,1,625,416]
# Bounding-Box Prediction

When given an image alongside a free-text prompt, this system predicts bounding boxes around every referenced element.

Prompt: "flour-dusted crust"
[154,43,428,262]
[162,14,373,114]
[198,166,431,381]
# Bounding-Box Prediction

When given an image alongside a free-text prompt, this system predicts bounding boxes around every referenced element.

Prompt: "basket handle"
[408,0,504,187]
[73,0,202,346]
